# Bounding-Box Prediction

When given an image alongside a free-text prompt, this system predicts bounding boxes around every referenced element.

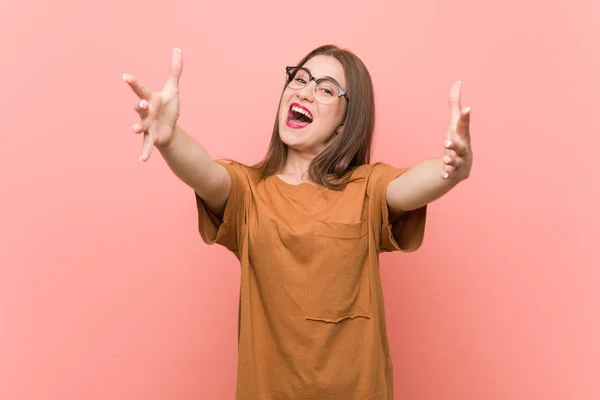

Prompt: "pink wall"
[1,0,599,398]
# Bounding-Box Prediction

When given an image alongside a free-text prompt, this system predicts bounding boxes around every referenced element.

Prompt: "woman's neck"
[278,148,316,184]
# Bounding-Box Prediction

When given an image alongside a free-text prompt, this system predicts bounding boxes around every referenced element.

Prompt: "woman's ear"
[335,123,344,135]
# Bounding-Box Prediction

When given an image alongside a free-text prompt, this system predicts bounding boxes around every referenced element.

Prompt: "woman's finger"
[163,48,183,94]
[124,74,153,100]
[448,81,462,128]
[134,99,149,118]
[442,164,456,179]
[131,122,146,134]
[131,96,160,133]
[457,107,471,141]
[445,139,469,156]
[444,148,458,158]
[140,131,154,162]
[443,155,464,168]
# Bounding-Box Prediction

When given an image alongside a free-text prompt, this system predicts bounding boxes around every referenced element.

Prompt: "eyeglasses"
[285,66,348,104]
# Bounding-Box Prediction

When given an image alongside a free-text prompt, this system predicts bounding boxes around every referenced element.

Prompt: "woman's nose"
[297,81,316,102]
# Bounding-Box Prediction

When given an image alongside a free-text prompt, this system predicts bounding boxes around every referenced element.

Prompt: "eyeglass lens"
[287,68,339,104]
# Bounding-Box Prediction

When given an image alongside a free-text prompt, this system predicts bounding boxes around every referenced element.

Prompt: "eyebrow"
[304,67,343,88]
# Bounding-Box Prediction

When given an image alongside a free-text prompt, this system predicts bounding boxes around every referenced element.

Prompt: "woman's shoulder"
[349,161,398,180]
[211,159,263,192]
[215,158,260,176]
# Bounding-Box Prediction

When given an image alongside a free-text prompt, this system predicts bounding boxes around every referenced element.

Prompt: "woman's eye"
[295,77,307,84]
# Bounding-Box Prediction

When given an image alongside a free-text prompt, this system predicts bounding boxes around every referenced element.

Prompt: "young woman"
[123,44,473,400]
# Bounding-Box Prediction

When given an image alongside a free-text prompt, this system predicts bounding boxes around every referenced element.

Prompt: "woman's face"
[278,55,348,156]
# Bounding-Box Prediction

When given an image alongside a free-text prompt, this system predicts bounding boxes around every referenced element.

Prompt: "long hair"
[253,45,376,190]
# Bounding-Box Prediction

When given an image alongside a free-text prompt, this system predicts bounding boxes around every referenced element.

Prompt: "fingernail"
[444,172,449,179]
[464,106,471,113]
[123,73,128,81]
[139,156,144,163]
[445,140,452,148]
[140,100,147,108]
[444,156,452,163]
[174,48,181,52]
[458,80,462,85]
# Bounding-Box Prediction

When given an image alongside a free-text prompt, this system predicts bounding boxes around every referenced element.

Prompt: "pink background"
[1,0,599,398]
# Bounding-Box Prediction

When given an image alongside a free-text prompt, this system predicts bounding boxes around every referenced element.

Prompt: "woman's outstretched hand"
[124,48,183,162]
[442,81,472,180]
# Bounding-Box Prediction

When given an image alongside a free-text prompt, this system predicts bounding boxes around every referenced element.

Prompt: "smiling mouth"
[286,103,313,129]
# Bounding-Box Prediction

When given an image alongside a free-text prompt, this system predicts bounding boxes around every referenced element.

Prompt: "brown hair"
[253,44,376,190]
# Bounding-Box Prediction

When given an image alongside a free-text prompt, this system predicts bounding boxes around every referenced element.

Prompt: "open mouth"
[286,102,313,129]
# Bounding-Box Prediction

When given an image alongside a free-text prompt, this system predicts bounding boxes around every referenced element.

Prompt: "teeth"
[291,105,313,121]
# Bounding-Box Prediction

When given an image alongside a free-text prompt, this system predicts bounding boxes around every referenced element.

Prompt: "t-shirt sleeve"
[369,163,427,253]
[194,160,247,255]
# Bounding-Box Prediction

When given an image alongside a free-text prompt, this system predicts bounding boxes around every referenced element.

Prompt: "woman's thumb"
[164,48,183,93]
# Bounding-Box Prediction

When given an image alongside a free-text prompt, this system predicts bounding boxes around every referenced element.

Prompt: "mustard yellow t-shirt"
[195,160,427,400]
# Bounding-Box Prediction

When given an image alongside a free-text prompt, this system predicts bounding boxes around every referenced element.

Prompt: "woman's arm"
[158,125,231,218]
[386,81,473,213]
[386,157,465,213]
[125,49,230,218]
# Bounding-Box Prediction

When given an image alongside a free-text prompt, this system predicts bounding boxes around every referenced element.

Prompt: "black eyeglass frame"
[285,66,349,103]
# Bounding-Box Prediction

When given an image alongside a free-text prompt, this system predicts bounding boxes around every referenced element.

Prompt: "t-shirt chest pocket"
[306,218,371,323]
